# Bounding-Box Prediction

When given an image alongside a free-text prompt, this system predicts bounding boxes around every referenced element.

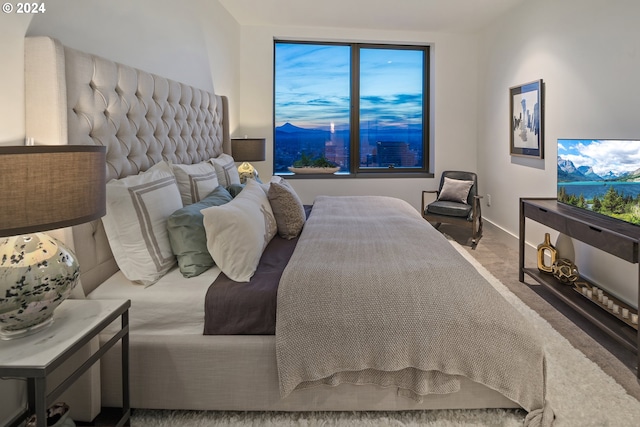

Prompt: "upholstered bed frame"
[24,37,518,421]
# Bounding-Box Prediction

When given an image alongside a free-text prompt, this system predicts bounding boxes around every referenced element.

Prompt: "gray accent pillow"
[438,177,474,204]
[268,179,306,239]
[167,186,233,278]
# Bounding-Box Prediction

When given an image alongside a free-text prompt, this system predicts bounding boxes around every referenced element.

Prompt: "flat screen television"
[557,139,640,226]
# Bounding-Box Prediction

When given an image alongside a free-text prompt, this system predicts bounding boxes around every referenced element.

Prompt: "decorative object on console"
[573,282,639,330]
[554,233,575,263]
[231,137,266,183]
[551,258,580,283]
[509,79,544,159]
[0,145,106,339]
[536,232,557,273]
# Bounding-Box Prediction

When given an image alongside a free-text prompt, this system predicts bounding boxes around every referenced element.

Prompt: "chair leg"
[471,217,483,244]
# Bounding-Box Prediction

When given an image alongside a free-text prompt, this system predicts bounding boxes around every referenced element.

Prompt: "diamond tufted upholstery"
[64,47,226,182]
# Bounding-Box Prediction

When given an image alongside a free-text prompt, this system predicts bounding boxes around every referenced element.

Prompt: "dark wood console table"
[519,197,640,377]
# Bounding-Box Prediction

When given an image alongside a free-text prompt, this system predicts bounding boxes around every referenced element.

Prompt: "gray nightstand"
[0,299,131,427]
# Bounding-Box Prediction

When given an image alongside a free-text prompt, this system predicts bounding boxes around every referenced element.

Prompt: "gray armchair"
[421,171,483,245]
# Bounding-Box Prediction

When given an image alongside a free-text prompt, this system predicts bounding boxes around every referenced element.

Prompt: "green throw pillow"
[167,186,233,277]
[227,183,245,198]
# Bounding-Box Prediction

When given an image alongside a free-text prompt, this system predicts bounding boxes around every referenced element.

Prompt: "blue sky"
[275,43,423,131]
[558,139,640,175]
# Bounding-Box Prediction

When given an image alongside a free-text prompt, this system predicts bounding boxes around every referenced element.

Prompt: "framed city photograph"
[509,79,544,158]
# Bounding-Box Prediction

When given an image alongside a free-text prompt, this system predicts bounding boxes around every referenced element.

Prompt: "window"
[274,41,430,176]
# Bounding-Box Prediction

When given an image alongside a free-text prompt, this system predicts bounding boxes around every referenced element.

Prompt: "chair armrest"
[472,195,482,218]
[421,190,439,214]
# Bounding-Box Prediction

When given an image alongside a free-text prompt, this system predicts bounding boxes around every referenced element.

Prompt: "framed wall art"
[509,79,544,158]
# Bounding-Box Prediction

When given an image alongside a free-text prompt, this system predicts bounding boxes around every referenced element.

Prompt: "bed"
[24,36,553,426]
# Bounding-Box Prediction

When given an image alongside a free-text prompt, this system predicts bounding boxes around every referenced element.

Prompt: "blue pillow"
[167,186,233,277]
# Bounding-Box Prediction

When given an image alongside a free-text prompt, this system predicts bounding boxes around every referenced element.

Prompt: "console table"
[519,197,640,377]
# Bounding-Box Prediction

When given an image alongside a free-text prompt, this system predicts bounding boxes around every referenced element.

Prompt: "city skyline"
[274,42,425,172]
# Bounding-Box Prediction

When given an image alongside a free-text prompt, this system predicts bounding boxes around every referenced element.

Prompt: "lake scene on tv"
[557,139,640,226]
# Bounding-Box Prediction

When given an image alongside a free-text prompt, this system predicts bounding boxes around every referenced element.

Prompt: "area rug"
[131,241,640,426]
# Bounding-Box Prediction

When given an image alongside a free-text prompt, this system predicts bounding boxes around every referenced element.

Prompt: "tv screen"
[557,139,640,226]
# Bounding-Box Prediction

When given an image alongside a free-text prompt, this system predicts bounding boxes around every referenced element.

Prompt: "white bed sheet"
[87,266,220,335]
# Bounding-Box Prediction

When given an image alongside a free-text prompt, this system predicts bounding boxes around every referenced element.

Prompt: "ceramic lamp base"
[0,315,54,340]
[0,233,79,339]
[238,162,260,184]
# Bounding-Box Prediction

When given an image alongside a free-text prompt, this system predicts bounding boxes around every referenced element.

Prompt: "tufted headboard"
[25,36,231,294]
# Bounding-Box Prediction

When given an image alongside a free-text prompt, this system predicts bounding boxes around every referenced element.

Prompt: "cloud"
[568,140,640,175]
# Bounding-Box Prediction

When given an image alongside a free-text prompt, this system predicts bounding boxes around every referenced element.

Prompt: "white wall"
[0,0,241,146]
[0,1,240,423]
[477,0,640,306]
[237,25,480,210]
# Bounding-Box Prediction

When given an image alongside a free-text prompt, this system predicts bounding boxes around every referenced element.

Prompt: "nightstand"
[0,299,131,427]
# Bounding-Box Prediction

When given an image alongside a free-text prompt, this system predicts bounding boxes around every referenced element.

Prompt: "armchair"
[422,171,483,245]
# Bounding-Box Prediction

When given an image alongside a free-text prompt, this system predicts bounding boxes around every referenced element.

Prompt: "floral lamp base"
[0,233,79,340]
[0,315,55,340]
[238,161,260,184]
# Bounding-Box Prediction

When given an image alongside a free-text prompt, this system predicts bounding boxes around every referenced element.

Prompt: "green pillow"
[227,183,245,198]
[167,186,233,277]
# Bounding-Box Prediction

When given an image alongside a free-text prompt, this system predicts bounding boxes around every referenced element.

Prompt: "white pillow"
[170,161,219,205]
[209,154,241,188]
[201,179,277,282]
[102,161,182,286]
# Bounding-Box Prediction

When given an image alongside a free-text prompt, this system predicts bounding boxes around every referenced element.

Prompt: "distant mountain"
[558,155,637,182]
[557,156,579,174]
[577,165,602,180]
[601,171,620,180]
[276,122,326,134]
[557,156,589,182]
[619,167,640,182]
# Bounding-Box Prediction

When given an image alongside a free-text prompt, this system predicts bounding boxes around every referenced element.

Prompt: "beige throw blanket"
[276,196,553,426]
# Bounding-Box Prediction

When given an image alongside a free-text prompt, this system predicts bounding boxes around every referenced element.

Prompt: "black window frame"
[273,40,432,178]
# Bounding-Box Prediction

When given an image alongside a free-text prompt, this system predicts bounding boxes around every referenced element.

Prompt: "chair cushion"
[426,200,472,219]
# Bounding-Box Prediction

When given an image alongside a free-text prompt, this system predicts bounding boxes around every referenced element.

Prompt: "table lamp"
[231,137,266,183]
[0,145,106,339]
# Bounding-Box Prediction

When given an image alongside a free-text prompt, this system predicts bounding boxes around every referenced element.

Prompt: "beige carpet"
[131,228,640,426]
[448,223,640,402]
